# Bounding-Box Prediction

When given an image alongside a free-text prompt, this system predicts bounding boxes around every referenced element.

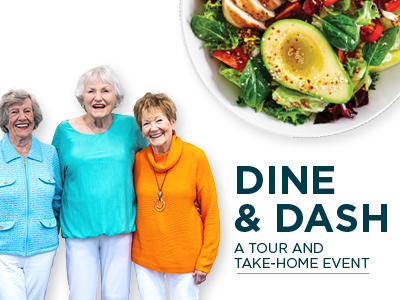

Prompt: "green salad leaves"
[324,0,351,16]
[315,14,359,52]
[333,0,351,11]
[264,101,311,126]
[345,58,361,77]
[219,65,241,87]
[272,86,328,115]
[240,58,272,112]
[362,26,400,90]
[190,0,239,50]
[351,0,380,25]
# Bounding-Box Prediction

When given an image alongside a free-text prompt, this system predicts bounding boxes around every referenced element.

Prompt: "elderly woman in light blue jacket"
[0,89,62,300]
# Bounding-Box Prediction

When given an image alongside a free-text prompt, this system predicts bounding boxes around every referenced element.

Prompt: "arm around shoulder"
[131,117,148,152]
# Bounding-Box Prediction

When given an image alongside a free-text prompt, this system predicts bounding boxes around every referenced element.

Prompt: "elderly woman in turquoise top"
[0,89,62,300]
[52,65,147,300]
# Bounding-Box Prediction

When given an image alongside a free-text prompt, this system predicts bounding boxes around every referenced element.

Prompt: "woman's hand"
[192,270,207,284]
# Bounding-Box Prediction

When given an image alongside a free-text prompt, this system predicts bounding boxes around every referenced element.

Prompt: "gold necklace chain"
[153,167,168,212]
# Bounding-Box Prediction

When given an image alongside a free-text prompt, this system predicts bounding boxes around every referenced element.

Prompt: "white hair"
[0,89,43,133]
[75,65,125,108]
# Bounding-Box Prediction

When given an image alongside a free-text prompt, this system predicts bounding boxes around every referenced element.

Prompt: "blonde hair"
[134,92,177,131]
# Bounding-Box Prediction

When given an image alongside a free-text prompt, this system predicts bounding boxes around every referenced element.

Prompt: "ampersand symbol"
[235,204,260,232]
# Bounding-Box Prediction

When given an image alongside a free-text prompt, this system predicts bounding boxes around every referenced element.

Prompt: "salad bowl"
[180,0,400,137]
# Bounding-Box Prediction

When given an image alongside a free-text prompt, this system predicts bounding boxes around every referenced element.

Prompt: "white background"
[0,0,399,299]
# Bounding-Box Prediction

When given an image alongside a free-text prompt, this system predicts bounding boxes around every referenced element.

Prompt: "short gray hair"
[0,89,43,133]
[75,65,125,108]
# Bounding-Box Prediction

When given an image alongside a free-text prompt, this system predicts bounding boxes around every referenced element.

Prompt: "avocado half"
[261,19,353,104]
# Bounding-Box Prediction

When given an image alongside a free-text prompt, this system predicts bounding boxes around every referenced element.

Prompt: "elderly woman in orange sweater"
[132,92,220,300]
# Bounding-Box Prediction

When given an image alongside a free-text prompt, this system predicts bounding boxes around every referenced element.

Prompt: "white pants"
[0,250,56,300]
[134,263,199,300]
[66,233,133,300]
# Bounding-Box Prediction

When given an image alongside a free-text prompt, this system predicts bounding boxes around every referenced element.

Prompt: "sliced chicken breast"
[232,0,275,22]
[259,0,287,11]
[222,0,268,31]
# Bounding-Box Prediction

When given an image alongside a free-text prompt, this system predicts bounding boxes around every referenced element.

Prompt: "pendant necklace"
[153,167,168,212]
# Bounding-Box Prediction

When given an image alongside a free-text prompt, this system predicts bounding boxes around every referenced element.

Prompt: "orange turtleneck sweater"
[131,135,220,274]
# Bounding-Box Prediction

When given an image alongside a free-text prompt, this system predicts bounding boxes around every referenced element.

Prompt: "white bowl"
[180,0,400,137]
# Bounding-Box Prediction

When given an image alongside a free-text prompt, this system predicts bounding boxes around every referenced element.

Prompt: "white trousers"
[66,233,133,300]
[134,263,199,300]
[0,250,56,300]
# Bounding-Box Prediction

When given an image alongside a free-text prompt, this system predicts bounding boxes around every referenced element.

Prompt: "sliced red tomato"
[380,0,400,12]
[212,46,249,72]
[324,0,339,6]
[360,19,383,42]
[265,2,305,28]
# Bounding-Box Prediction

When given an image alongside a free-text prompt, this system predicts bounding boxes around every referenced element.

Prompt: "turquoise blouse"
[52,114,147,239]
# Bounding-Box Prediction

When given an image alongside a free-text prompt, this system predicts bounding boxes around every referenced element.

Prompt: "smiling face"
[6,98,35,141]
[82,81,117,120]
[141,108,175,154]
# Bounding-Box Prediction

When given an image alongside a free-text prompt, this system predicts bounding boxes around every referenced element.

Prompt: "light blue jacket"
[0,133,62,256]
